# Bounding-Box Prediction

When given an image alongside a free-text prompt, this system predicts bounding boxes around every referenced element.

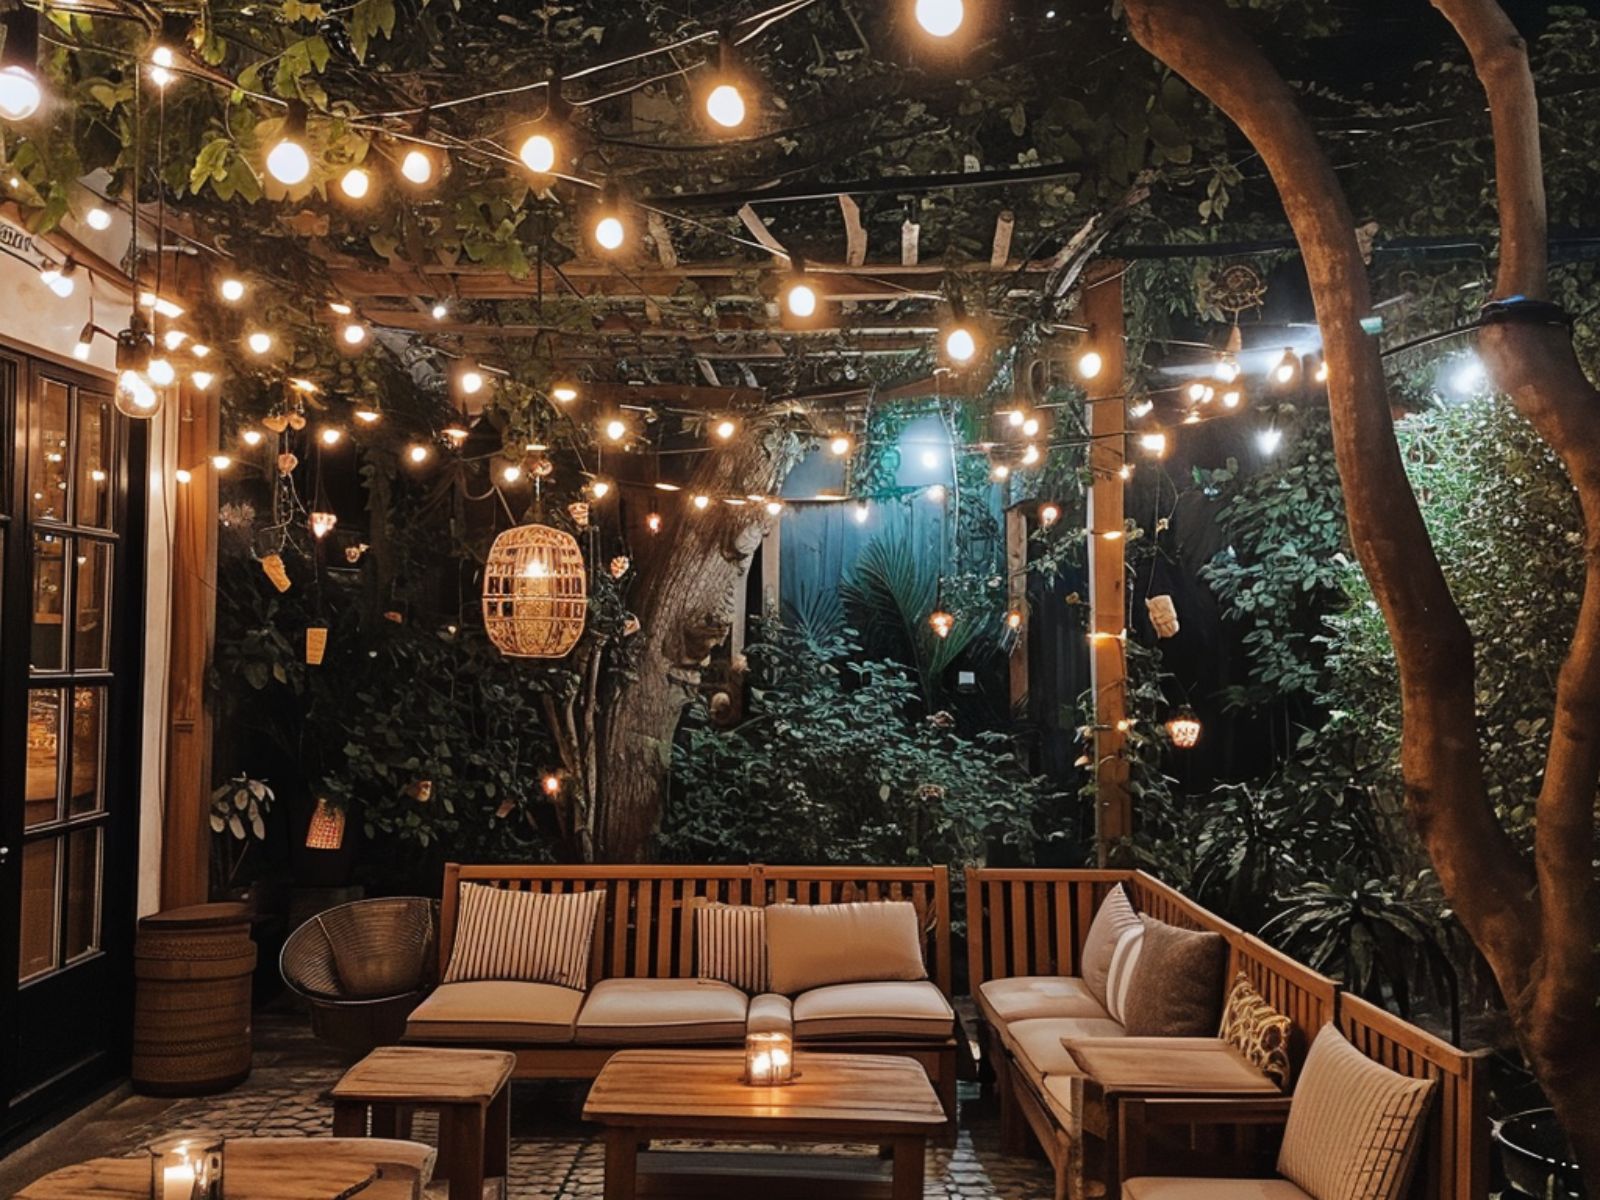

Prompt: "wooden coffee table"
[583,1049,945,1200]
[332,1045,515,1200]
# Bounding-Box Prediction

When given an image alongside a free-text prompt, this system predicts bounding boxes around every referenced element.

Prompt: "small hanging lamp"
[928,577,955,640]
[1165,707,1202,749]
[482,522,588,657]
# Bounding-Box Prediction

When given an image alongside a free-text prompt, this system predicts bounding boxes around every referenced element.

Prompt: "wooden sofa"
[403,863,960,1119]
[967,868,1486,1200]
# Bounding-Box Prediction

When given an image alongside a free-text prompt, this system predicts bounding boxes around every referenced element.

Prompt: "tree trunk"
[1121,0,1600,1173]
[594,429,797,861]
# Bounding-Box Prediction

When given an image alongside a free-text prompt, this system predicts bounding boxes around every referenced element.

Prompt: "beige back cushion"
[1079,884,1142,1008]
[1121,915,1228,1036]
[765,901,926,994]
[1277,1025,1436,1200]
[443,883,605,990]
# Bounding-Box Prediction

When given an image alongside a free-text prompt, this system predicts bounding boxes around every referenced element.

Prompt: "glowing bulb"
[501,464,522,484]
[320,428,342,447]
[1040,503,1061,526]
[400,148,433,186]
[407,444,430,464]
[764,500,783,516]
[220,278,246,303]
[692,494,711,511]
[174,468,192,484]
[551,382,579,403]
[247,332,272,355]
[1257,428,1284,455]
[341,323,368,347]
[1315,360,1329,384]
[929,609,955,639]
[242,429,264,447]
[1021,417,1040,437]
[920,449,940,469]
[852,502,869,525]
[829,434,852,456]
[266,136,311,186]
[431,302,448,320]
[1452,359,1486,394]
[309,511,338,538]
[915,0,965,38]
[1078,349,1104,380]
[190,370,214,390]
[1021,444,1041,466]
[1275,349,1297,384]
[85,207,112,231]
[443,424,470,445]
[0,66,43,120]
[354,408,381,424]
[590,478,612,499]
[945,326,977,363]
[1214,356,1240,384]
[714,418,737,441]
[646,512,663,533]
[1006,610,1023,630]
[73,339,91,362]
[1187,381,1209,404]
[148,47,174,88]
[328,170,369,206]
[191,343,210,358]
[594,215,626,252]
[1007,410,1025,428]
[604,418,627,442]
[785,280,817,318]
[210,454,232,471]
[147,358,175,386]
[541,774,561,796]
[990,463,1010,481]
[1118,463,1133,480]
[706,83,746,129]
[1221,390,1242,409]
[1139,432,1168,456]
[163,329,188,351]
[519,132,556,174]
[1129,399,1154,419]
[927,483,947,503]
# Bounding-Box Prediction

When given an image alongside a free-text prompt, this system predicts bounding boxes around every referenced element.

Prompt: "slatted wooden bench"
[427,863,959,1119]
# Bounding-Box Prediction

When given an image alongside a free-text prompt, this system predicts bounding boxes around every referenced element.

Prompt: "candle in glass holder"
[744,1031,795,1086]
[147,1133,224,1200]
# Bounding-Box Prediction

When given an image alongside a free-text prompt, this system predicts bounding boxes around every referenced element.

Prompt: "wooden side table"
[332,1045,515,1200]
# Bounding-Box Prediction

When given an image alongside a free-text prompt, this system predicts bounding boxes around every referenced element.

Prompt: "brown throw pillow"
[1218,971,1294,1089]
[1078,884,1142,1009]
[1120,915,1228,1036]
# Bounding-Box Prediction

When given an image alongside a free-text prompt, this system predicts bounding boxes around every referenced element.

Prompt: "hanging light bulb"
[990,462,1010,482]
[501,464,523,485]
[266,100,312,186]
[85,207,112,231]
[148,43,176,88]
[309,511,338,539]
[1129,397,1154,419]
[1221,389,1242,409]
[692,494,711,511]
[162,329,188,351]
[210,454,232,471]
[398,113,439,188]
[340,322,368,348]
[219,277,246,303]
[113,319,158,418]
[1006,410,1026,428]
[714,417,737,441]
[590,477,613,500]
[1040,502,1061,527]
[147,357,176,387]
[443,422,470,445]
[1274,348,1297,385]
[852,502,870,525]
[927,483,947,503]
[191,370,215,390]
[945,324,977,363]
[646,512,663,533]
[1077,348,1104,380]
[242,429,265,447]
[550,381,579,403]
[320,427,342,447]
[339,166,371,200]
[1021,416,1040,438]
[764,499,784,516]
[39,259,76,298]
[1165,707,1202,749]
[247,331,273,355]
[1138,431,1168,457]
[783,258,819,319]
[174,468,192,485]
[73,321,94,362]
[1021,444,1041,466]
[1257,428,1284,456]
[706,82,746,129]
[604,417,628,443]
[929,607,955,639]
[519,130,557,174]
[354,406,381,424]
[828,434,852,457]
[0,6,42,121]
[407,444,431,464]
[191,343,210,358]
[1314,359,1329,384]
[1006,609,1024,631]
[914,0,965,38]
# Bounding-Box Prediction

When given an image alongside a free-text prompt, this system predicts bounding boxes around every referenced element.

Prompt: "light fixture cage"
[482,523,588,658]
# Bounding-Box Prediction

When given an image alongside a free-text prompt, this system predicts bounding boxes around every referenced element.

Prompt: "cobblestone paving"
[9,1009,1053,1200]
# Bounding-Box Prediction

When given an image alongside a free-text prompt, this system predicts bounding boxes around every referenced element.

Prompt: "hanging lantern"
[929,608,955,639]
[567,501,591,529]
[309,511,338,539]
[610,555,631,579]
[305,626,328,665]
[405,779,433,803]
[1166,707,1202,749]
[305,798,346,850]
[260,553,291,593]
[482,524,588,658]
[1146,595,1180,639]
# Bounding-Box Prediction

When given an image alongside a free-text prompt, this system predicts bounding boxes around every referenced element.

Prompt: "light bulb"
[1314,360,1329,384]
[594,215,626,252]
[714,418,737,441]
[1078,349,1104,379]
[443,424,470,444]
[945,326,977,363]
[706,83,746,129]
[220,278,246,303]
[541,774,561,796]
[400,148,434,185]
[174,468,192,484]
[915,0,965,38]
[73,337,92,362]
[320,427,342,446]
[0,66,42,121]
[148,46,174,88]
[604,418,627,442]
[1007,410,1025,428]
[1021,417,1040,437]
[341,323,368,346]
[519,132,556,174]
[927,483,947,503]
[1274,348,1297,384]
[501,464,522,484]
[692,494,711,511]
[1214,356,1240,383]
[1257,428,1284,455]
[786,280,818,318]
[354,408,381,424]
[115,369,159,417]
[210,454,232,471]
[163,329,187,350]
[991,463,1010,481]
[459,369,485,395]
[190,370,214,390]
[1221,389,1242,409]
[1007,609,1024,631]
[147,358,175,386]
[1139,432,1168,456]
[242,429,264,447]
[551,382,579,403]
[85,206,112,230]
[1040,503,1061,526]
[829,434,852,456]
[1187,381,1209,404]
[852,502,870,525]
[191,343,210,358]
[764,499,783,516]
[339,167,371,199]
[266,137,311,186]
[1021,443,1041,466]
[1130,398,1154,419]
[247,331,272,355]
[590,478,612,499]
[430,302,448,320]
[407,444,430,464]
[646,512,663,533]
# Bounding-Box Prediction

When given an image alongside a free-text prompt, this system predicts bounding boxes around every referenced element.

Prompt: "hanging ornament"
[262,413,290,434]
[1165,707,1202,749]
[531,456,556,479]
[567,501,591,528]
[917,783,947,802]
[305,626,328,665]
[287,410,307,431]
[495,796,517,819]
[277,452,299,475]
[405,779,434,803]
[1146,595,1181,639]
[623,615,641,637]
[482,524,589,658]
[309,511,338,539]
[344,542,369,564]
[260,553,291,593]
[610,555,631,579]
[645,513,663,534]
[383,610,405,624]
[928,576,955,639]
[305,798,346,850]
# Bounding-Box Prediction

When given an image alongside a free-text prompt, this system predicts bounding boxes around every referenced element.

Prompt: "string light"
[1077,349,1104,380]
[0,6,43,121]
[148,44,175,89]
[1138,432,1168,457]
[829,434,853,456]
[915,0,966,38]
[192,343,210,358]
[443,423,470,445]
[220,278,246,303]
[692,494,711,511]
[1006,609,1023,631]
[242,429,264,447]
[1021,444,1040,466]
[1040,502,1061,526]
[1221,389,1242,409]
[1129,398,1154,419]
[990,463,1010,482]
[339,166,371,199]
[162,329,187,350]
[400,147,436,186]
[309,511,338,539]
[320,428,343,447]
[1186,381,1211,404]
[764,499,784,516]
[541,773,562,796]
[604,418,628,442]
[210,454,232,471]
[407,444,431,464]
[174,468,192,484]
[354,407,381,424]
[944,324,977,363]
[340,322,369,347]
[1274,348,1297,385]
[266,101,312,186]
[85,207,112,231]
[1007,410,1026,428]
[519,131,557,174]
[551,381,579,403]
[73,322,94,361]
[929,607,955,638]
[1257,428,1284,455]
[147,357,175,386]
[714,418,737,440]
[1166,708,1202,749]
[705,82,746,130]
[39,260,76,297]
[852,502,869,525]
[590,478,613,499]
[926,483,947,503]
[784,269,818,319]
[1315,360,1330,384]
[501,464,523,484]
[646,512,663,533]
[457,363,486,396]
[1021,416,1040,437]
[247,331,273,355]
[430,301,449,320]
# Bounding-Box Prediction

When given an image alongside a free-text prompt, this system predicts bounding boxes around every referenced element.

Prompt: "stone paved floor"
[0,1004,1054,1199]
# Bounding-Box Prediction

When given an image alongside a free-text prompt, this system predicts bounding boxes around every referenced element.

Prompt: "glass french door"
[0,350,145,1142]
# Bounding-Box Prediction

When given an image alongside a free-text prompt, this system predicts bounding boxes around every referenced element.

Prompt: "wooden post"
[1083,265,1130,862]
[161,385,219,907]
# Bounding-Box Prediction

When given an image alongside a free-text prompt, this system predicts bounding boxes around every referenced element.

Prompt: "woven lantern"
[1166,707,1202,749]
[482,524,588,658]
[1147,594,1180,639]
[305,798,345,850]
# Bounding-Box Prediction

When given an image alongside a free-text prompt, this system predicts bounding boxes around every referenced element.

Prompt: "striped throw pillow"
[1277,1025,1436,1200]
[442,883,605,990]
[694,903,767,993]
[1103,922,1145,1025]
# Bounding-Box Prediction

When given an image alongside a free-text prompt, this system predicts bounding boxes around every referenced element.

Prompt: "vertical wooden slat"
[633,880,655,978]
[1031,882,1051,974]
[654,879,676,977]
[988,884,1008,979]
[1009,881,1030,976]
[1053,880,1074,976]
[609,880,631,980]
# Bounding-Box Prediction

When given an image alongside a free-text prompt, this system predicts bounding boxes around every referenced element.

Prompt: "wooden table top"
[15,1137,432,1200]
[1065,1036,1282,1096]
[333,1045,517,1105]
[582,1050,946,1136]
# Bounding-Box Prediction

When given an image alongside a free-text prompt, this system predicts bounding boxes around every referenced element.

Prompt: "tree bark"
[1121,0,1600,1173]
[593,429,797,861]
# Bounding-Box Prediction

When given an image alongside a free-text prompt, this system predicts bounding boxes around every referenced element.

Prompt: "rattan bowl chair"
[280,897,439,1057]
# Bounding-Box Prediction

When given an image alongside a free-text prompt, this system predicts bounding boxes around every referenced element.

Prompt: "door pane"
[74,390,112,530]
[73,541,112,671]
[64,828,102,963]
[30,530,67,670]
[24,690,63,829]
[29,378,70,523]
[19,839,61,982]
[68,687,106,816]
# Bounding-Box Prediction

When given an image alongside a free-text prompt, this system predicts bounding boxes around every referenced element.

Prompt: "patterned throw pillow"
[1218,971,1294,1090]
[1277,1026,1436,1200]
[442,883,605,990]
[1102,922,1146,1025]
[695,902,767,993]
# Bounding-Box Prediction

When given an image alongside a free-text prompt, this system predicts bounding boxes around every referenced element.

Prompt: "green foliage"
[662,621,1057,867]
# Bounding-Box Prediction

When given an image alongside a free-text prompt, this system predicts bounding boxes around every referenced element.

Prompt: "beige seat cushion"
[405,980,582,1044]
[575,977,748,1045]
[1277,1026,1436,1200]
[1006,1017,1125,1088]
[765,901,926,994]
[792,980,954,1041]
[978,976,1110,1026]
[1042,1073,1086,1131]
[1124,1180,1312,1199]
[748,992,794,1035]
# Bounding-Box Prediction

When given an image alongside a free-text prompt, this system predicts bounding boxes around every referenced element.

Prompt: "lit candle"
[744,1031,795,1086]
[162,1161,196,1200]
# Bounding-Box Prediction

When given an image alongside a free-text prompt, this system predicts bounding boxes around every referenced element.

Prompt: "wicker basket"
[482,523,587,658]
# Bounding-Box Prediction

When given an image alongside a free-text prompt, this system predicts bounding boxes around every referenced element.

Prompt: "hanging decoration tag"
[261,553,291,592]
[305,626,328,665]
[1146,595,1180,638]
